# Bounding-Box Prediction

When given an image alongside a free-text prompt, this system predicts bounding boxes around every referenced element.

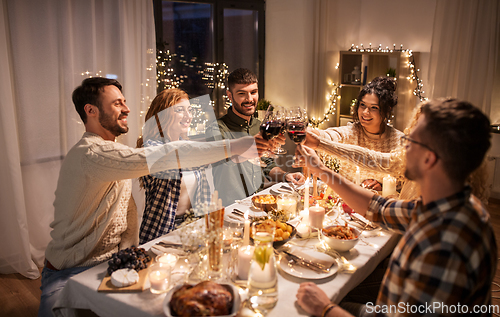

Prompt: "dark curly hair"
[352,77,397,134]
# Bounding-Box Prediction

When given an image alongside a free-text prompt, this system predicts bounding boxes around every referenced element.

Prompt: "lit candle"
[156,254,178,267]
[355,166,361,185]
[243,212,250,246]
[382,175,397,197]
[149,263,171,294]
[237,245,254,280]
[277,196,298,219]
[309,204,325,229]
[304,177,310,212]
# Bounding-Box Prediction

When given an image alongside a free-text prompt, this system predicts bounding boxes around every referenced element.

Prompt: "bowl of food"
[251,194,277,212]
[321,224,360,252]
[164,281,241,317]
[250,218,296,248]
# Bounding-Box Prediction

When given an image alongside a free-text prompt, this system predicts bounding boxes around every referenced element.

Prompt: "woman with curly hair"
[310,77,404,192]
[306,99,490,202]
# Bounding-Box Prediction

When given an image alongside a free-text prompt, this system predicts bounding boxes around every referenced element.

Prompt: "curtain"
[0,0,156,279]
[428,0,500,115]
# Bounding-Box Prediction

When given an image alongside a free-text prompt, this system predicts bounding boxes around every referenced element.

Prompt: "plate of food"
[98,246,152,292]
[251,194,277,212]
[250,218,296,248]
[163,281,241,317]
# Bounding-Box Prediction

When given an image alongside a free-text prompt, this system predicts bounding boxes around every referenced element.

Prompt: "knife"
[282,251,330,273]
[157,241,183,248]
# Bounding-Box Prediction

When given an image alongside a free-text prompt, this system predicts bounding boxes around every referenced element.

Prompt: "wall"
[265,0,436,130]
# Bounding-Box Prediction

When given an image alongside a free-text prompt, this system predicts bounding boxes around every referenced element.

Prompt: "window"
[154,0,265,124]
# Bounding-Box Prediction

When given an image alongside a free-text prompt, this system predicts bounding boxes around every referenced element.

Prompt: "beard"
[404,165,421,181]
[99,110,129,137]
[232,98,256,117]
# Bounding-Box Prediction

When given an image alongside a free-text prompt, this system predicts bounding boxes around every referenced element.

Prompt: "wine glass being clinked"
[286,106,308,167]
[260,105,287,156]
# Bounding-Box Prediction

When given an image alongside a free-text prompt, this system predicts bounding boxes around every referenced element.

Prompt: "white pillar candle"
[243,213,250,246]
[304,177,310,212]
[237,245,254,280]
[382,175,397,197]
[309,204,325,229]
[355,166,361,186]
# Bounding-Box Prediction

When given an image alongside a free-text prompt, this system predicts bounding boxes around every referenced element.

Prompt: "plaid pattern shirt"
[366,187,496,316]
[139,139,211,244]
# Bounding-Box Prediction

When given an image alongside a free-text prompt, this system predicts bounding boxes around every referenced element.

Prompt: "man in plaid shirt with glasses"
[296,98,496,317]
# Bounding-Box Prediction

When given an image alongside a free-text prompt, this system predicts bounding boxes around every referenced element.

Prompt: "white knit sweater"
[317,122,404,184]
[45,132,229,269]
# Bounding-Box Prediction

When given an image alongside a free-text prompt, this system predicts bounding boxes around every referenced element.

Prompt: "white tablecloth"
[54,183,400,317]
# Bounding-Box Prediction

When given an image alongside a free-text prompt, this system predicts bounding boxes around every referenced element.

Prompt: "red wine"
[260,121,283,140]
[286,121,306,144]
[288,130,306,144]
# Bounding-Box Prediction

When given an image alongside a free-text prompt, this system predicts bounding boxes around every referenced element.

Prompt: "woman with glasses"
[136,89,211,243]
[310,77,404,192]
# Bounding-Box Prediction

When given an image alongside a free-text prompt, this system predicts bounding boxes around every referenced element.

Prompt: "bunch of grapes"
[107,246,152,275]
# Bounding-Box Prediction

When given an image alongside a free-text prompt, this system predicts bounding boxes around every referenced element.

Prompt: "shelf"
[336,50,419,129]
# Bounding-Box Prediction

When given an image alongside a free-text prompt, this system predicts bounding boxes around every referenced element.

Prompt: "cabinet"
[336,50,418,131]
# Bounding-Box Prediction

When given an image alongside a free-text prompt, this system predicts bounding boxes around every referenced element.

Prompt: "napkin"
[289,246,336,268]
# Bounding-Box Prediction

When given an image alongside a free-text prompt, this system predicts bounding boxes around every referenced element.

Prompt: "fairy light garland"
[312,44,427,128]
[348,43,427,101]
[309,81,339,128]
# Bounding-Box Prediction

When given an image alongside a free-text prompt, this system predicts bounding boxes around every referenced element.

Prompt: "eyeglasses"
[173,107,194,115]
[400,135,439,158]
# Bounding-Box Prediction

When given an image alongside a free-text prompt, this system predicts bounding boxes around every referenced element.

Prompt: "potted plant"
[256,99,271,120]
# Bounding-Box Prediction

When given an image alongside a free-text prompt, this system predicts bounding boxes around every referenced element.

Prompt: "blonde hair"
[137,88,190,148]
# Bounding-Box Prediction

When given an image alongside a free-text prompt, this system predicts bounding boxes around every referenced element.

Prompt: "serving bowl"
[273,224,297,248]
[320,225,360,252]
[251,194,277,212]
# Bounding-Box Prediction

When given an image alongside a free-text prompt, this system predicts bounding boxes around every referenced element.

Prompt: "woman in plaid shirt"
[296,99,496,317]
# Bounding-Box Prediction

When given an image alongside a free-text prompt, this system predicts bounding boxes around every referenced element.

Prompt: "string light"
[312,43,427,128]
[348,43,427,101]
[309,82,339,128]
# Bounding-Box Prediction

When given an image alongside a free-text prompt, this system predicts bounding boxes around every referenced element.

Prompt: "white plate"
[163,283,241,317]
[150,245,185,256]
[279,249,338,279]
[223,207,267,224]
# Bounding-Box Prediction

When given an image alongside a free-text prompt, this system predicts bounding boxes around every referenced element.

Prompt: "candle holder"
[276,193,299,221]
[149,261,173,294]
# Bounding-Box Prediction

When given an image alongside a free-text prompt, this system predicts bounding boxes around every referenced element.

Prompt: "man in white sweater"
[38,78,262,317]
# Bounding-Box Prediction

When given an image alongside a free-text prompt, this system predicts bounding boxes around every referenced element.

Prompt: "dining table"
[53,182,400,317]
